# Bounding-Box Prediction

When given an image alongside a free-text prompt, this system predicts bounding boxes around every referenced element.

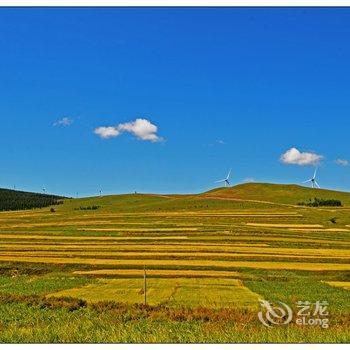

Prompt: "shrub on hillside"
[74,205,101,211]
[298,197,342,207]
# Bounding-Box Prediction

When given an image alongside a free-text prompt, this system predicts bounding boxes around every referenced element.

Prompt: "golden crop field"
[73,269,242,278]
[48,277,261,309]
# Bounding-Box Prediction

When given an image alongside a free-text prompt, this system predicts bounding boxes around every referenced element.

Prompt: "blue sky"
[1,7,350,197]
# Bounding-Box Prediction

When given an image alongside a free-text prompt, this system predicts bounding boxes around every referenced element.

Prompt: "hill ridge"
[202,182,350,206]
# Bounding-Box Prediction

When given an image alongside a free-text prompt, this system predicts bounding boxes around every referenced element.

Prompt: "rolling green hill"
[60,192,275,213]
[0,188,65,211]
[55,182,350,214]
[4,182,350,213]
[203,183,350,206]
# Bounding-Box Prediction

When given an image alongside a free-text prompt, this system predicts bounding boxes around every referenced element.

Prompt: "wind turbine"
[42,187,46,194]
[215,169,232,187]
[302,168,320,189]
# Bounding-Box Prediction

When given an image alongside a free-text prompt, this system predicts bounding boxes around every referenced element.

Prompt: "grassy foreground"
[0,183,349,342]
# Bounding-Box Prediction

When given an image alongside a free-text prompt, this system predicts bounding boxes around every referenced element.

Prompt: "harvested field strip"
[0,221,115,228]
[0,213,302,221]
[196,236,350,245]
[325,281,350,290]
[0,234,189,241]
[0,213,55,218]
[246,223,323,228]
[288,228,350,232]
[1,251,349,260]
[72,269,242,277]
[77,228,199,232]
[0,256,348,270]
[71,211,301,217]
[0,240,348,255]
[1,246,349,257]
[0,243,271,250]
[0,234,348,246]
[0,240,348,252]
[0,224,201,230]
[48,277,261,308]
[73,213,303,218]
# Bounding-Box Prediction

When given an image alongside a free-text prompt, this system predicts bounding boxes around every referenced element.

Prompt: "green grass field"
[0,183,349,343]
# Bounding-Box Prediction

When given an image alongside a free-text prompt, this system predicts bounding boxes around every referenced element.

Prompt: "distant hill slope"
[0,188,65,211]
[28,183,350,214]
[202,183,350,206]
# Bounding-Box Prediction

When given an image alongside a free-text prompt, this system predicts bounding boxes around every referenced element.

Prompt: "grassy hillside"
[56,182,350,214]
[0,188,65,211]
[203,183,350,206]
[60,192,280,214]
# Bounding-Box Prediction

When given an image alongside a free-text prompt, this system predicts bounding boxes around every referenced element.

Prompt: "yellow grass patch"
[288,228,350,232]
[246,223,323,228]
[324,228,350,232]
[325,281,350,290]
[77,228,198,232]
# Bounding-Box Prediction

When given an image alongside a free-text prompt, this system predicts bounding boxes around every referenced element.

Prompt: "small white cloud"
[94,126,120,139]
[216,140,226,145]
[94,118,163,142]
[335,159,349,166]
[280,147,323,166]
[118,118,162,142]
[243,177,255,183]
[53,117,73,127]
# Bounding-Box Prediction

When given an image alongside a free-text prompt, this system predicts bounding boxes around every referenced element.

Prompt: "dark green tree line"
[0,188,65,211]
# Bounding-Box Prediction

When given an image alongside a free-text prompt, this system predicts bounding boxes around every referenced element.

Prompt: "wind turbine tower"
[215,169,232,187]
[302,168,320,189]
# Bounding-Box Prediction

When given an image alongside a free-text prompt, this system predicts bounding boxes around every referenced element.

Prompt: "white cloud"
[53,117,73,127]
[280,147,323,166]
[94,118,163,142]
[216,140,226,145]
[335,159,349,166]
[243,177,255,183]
[94,126,120,139]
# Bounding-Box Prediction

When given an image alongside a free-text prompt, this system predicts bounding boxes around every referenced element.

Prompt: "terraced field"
[0,184,349,342]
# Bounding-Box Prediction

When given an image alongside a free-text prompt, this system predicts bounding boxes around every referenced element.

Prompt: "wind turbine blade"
[226,169,232,179]
[215,179,226,183]
[313,167,318,179]
[314,180,320,188]
[302,179,312,183]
